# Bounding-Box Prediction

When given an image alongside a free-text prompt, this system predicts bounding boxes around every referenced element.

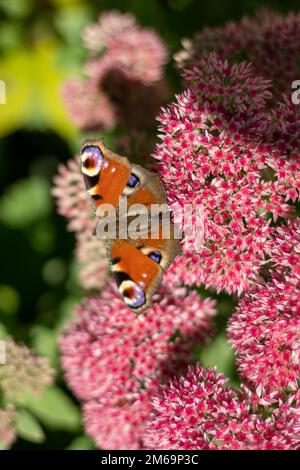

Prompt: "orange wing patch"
[92,159,131,209]
[110,240,162,312]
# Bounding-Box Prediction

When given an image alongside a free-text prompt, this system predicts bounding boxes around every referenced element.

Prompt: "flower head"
[228,276,300,399]
[0,337,54,403]
[60,281,216,448]
[269,97,300,155]
[177,10,300,97]
[145,365,299,450]
[83,395,152,450]
[62,79,117,131]
[52,155,92,234]
[86,27,167,86]
[75,230,108,291]
[63,11,168,133]
[269,219,300,284]
[83,11,137,54]
[156,53,300,295]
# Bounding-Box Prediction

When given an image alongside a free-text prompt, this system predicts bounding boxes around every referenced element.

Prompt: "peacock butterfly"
[80,138,180,312]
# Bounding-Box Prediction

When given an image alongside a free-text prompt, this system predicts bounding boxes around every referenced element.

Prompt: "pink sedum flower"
[269,219,300,284]
[60,282,216,449]
[83,10,167,85]
[183,54,272,115]
[228,277,300,399]
[75,230,108,291]
[63,11,168,133]
[177,10,300,96]
[269,97,300,155]
[228,219,300,399]
[145,366,299,450]
[52,155,92,234]
[83,11,137,54]
[62,79,117,131]
[86,28,168,86]
[156,53,300,295]
[84,395,152,450]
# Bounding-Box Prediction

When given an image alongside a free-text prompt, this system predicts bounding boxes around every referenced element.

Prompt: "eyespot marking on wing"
[81,145,103,176]
[112,268,146,310]
[149,251,162,264]
[123,173,141,196]
[120,279,146,309]
[127,173,140,188]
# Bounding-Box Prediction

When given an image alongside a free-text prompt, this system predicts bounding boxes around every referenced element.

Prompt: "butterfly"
[80,138,181,313]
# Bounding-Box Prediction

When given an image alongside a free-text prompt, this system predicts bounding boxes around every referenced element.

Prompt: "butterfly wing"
[125,163,181,272]
[124,163,167,210]
[107,207,180,313]
[81,139,131,214]
[130,232,181,272]
[108,239,163,313]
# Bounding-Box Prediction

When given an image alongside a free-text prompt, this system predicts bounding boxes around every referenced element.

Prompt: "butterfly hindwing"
[124,164,167,210]
[108,239,163,312]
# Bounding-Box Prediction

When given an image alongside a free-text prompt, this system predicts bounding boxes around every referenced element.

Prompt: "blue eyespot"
[130,284,146,308]
[149,251,162,264]
[127,173,140,188]
[81,145,103,173]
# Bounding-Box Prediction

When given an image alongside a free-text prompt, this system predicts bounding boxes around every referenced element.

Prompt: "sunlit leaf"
[0,0,33,18]
[54,3,92,44]
[0,41,77,138]
[31,326,58,366]
[25,386,81,432]
[67,435,95,450]
[16,409,45,443]
[0,440,9,450]
[0,323,7,339]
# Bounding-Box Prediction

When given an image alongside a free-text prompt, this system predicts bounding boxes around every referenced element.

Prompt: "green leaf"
[0,0,33,18]
[67,435,95,450]
[31,326,58,365]
[0,284,20,316]
[0,323,7,339]
[54,4,92,44]
[0,41,76,138]
[25,386,81,432]
[0,440,9,450]
[0,176,51,229]
[200,333,235,378]
[16,410,45,443]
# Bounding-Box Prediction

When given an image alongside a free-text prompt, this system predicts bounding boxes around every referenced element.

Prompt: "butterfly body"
[81,139,180,312]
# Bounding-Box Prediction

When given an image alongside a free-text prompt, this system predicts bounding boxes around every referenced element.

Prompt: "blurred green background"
[0,0,299,450]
